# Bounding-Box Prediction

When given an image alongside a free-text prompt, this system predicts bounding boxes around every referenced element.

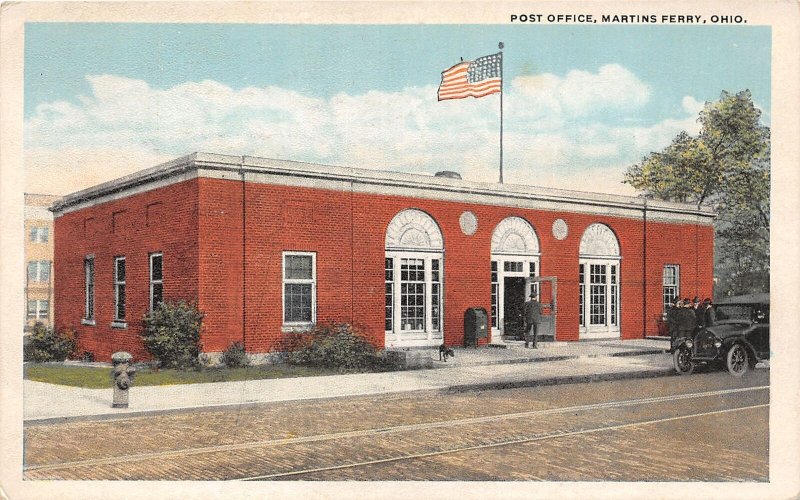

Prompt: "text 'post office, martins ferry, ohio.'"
[51,153,714,361]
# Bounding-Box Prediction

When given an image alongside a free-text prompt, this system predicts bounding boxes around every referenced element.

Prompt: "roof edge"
[50,152,717,219]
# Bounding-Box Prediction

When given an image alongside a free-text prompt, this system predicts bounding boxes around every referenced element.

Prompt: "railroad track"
[24,386,769,481]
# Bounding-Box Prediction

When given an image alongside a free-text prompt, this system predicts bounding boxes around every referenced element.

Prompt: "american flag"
[438,52,502,101]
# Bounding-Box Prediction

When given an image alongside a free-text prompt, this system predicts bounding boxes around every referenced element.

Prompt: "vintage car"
[673,293,769,377]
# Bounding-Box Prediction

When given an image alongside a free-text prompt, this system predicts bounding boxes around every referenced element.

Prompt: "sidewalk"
[25,339,676,423]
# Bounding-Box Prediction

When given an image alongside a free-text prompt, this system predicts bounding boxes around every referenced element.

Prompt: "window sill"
[110,321,127,329]
[81,319,96,326]
[281,324,313,334]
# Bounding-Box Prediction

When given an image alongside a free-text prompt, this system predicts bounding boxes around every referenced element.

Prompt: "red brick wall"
[197,178,244,352]
[55,175,714,358]
[54,180,201,361]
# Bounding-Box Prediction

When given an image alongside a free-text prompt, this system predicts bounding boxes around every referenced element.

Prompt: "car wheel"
[726,344,749,377]
[673,346,694,375]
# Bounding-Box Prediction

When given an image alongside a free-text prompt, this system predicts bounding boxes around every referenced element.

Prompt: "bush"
[286,323,382,372]
[25,322,78,362]
[220,341,248,368]
[141,301,204,370]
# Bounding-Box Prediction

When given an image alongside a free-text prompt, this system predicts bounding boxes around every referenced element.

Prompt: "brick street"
[24,369,768,481]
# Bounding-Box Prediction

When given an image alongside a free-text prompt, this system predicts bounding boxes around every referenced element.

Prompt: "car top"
[715,293,769,306]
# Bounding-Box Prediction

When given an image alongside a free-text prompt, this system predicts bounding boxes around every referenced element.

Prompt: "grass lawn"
[24,363,349,389]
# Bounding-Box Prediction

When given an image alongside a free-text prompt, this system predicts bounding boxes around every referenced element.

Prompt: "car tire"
[726,344,749,377]
[673,347,694,375]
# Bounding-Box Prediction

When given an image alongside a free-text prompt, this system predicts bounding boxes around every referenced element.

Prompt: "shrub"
[220,341,248,368]
[286,323,381,372]
[26,322,78,362]
[141,301,204,370]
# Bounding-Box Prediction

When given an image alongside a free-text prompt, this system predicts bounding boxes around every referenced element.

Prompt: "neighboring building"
[52,153,715,361]
[25,193,61,331]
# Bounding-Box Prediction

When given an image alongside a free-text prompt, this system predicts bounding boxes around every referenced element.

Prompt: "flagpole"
[498,42,504,184]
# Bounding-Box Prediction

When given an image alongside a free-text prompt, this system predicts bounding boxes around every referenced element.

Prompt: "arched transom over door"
[384,209,444,347]
[490,217,541,343]
[579,223,621,339]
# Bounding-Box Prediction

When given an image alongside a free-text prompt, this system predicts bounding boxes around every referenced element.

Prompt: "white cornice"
[50,152,717,225]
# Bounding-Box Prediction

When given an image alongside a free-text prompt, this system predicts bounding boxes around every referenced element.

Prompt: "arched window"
[385,209,444,347]
[490,217,540,342]
[578,223,621,338]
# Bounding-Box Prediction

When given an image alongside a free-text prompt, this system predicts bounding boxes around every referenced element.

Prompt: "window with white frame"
[385,258,394,331]
[283,252,316,325]
[30,227,49,243]
[27,260,50,282]
[114,257,126,322]
[27,300,49,320]
[578,223,621,337]
[384,209,444,345]
[150,253,163,312]
[663,264,680,311]
[490,261,498,328]
[84,257,94,320]
[385,253,443,335]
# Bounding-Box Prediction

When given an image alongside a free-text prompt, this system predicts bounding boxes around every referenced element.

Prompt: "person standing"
[667,297,682,352]
[703,298,715,327]
[693,296,704,328]
[678,298,697,341]
[523,291,542,349]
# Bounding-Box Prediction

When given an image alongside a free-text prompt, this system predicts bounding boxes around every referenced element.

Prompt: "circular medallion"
[459,211,478,236]
[552,218,568,240]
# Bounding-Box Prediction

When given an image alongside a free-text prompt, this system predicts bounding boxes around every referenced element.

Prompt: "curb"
[444,367,677,393]
[440,348,667,368]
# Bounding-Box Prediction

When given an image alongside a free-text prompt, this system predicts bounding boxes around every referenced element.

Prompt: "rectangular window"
[610,265,618,326]
[114,257,126,322]
[385,258,394,332]
[84,257,94,320]
[431,259,441,331]
[27,261,50,282]
[589,264,607,325]
[400,258,425,331]
[503,261,523,273]
[579,264,585,326]
[27,300,49,319]
[663,264,680,311]
[283,252,316,325]
[490,261,498,328]
[30,227,49,243]
[150,253,163,312]
[529,261,538,299]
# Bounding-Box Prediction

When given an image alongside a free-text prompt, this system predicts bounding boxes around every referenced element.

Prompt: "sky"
[23,23,771,196]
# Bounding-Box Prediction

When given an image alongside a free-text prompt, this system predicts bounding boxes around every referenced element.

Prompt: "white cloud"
[682,95,705,116]
[24,67,700,196]
[511,64,651,119]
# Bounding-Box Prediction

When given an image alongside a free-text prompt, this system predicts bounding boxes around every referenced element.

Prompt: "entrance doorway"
[502,277,526,340]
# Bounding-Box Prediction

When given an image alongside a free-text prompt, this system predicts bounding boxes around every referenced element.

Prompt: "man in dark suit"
[693,296,704,327]
[523,291,542,349]
[703,298,715,327]
[678,298,698,340]
[667,296,682,352]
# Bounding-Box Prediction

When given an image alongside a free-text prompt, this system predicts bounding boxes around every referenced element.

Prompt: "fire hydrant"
[111,351,136,408]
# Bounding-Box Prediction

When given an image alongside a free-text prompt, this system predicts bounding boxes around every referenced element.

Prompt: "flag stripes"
[438,53,502,101]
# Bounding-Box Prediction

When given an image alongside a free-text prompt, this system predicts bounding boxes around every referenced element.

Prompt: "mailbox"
[464,307,489,347]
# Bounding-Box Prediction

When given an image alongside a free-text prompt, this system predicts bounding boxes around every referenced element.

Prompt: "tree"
[624,90,770,297]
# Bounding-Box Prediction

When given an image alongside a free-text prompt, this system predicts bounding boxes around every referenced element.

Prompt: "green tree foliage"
[624,90,770,297]
[25,323,78,362]
[141,301,204,370]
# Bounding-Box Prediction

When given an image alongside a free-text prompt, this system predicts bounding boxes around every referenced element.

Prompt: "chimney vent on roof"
[434,170,462,180]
